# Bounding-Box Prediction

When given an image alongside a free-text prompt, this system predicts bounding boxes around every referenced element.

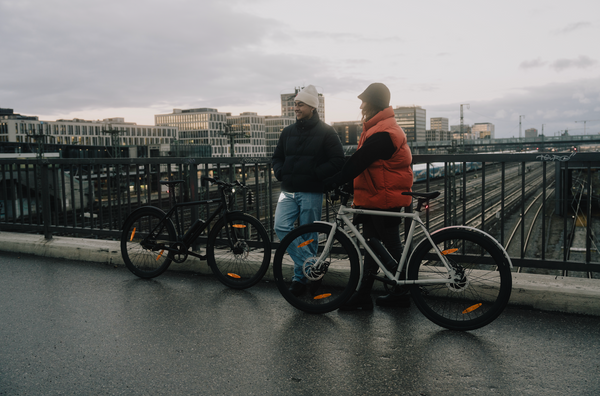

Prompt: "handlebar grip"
[201,176,245,190]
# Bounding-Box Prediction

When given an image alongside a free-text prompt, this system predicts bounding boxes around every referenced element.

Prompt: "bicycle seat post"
[159,179,185,234]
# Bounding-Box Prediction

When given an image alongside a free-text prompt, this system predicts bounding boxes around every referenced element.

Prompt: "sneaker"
[375,292,411,308]
[309,279,322,295]
[289,281,306,297]
[339,292,374,311]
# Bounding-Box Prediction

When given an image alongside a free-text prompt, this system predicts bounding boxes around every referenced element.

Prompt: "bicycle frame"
[316,203,457,287]
[141,182,237,258]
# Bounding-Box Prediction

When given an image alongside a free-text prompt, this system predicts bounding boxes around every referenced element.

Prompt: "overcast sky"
[1,0,599,138]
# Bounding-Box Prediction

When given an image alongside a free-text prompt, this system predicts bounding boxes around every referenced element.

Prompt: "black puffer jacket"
[272,113,344,193]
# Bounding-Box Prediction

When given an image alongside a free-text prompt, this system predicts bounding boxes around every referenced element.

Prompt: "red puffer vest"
[353,107,413,208]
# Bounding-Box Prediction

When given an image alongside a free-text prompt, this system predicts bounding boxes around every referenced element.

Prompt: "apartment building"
[2,108,176,147]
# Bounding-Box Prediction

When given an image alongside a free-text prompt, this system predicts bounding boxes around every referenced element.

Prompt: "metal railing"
[1,152,599,274]
[0,157,276,241]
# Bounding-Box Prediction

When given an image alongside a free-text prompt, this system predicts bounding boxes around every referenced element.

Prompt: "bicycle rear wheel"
[207,213,272,289]
[273,223,360,314]
[121,207,177,278]
[408,227,512,331]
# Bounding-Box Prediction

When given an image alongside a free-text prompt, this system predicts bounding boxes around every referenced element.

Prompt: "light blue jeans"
[274,192,323,284]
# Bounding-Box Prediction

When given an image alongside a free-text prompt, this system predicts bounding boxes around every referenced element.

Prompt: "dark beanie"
[357,83,390,110]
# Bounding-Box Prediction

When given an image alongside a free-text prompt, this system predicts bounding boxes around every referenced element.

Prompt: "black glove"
[323,173,342,192]
[340,181,354,194]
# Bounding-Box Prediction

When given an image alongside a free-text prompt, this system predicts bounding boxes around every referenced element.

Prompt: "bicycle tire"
[121,206,177,279]
[273,223,360,314]
[407,227,512,331]
[207,212,272,289]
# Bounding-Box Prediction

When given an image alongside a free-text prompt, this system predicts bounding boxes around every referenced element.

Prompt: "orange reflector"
[313,293,332,300]
[297,239,315,248]
[130,227,136,241]
[232,224,246,229]
[442,248,458,255]
[462,303,482,314]
[227,273,241,279]
[156,250,164,260]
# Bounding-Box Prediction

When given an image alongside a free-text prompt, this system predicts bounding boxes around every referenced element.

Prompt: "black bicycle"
[120,176,271,289]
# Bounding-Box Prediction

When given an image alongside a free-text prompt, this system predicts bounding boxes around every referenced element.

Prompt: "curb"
[1,231,598,316]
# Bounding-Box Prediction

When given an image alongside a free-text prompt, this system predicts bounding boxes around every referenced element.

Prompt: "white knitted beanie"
[294,85,319,109]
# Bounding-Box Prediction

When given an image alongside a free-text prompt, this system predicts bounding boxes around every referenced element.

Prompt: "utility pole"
[221,122,250,158]
[26,122,51,159]
[574,120,600,135]
[575,120,587,135]
[519,115,525,140]
[221,121,250,182]
[102,127,126,202]
[26,122,54,239]
[460,104,470,152]
[102,127,123,158]
[540,124,545,145]
[452,104,469,227]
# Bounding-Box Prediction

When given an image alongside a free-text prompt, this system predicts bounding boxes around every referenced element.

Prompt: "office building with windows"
[265,116,295,157]
[155,108,269,158]
[451,124,473,140]
[430,117,449,132]
[226,112,267,157]
[332,121,362,145]
[426,129,454,141]
[472,122,495,139]
[2,108,176,147]
[394,106,426,142]
[155,108,230,157]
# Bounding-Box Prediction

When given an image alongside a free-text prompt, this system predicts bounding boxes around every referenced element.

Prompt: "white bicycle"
[272,187,513,331]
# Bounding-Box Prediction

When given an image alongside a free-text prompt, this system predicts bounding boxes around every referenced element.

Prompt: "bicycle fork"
[304,222,338,279]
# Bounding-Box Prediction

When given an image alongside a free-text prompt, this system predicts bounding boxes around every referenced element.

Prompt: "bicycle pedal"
[199,255,207,261]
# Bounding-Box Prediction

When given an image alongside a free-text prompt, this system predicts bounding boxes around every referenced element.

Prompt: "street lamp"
[26,121,54,159]
[220,120,251,182]
[220,122,250,158]
[102,127,124,158]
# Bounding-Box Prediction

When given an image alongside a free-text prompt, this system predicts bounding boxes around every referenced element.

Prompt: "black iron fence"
[1,152,599,274]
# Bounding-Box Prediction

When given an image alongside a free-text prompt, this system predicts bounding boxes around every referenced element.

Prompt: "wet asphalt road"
[1,251,599,396]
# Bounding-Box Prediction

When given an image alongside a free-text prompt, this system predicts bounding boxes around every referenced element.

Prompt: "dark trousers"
[359,214,404,293]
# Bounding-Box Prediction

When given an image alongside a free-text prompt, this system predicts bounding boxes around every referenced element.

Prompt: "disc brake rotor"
[302,258,329,281]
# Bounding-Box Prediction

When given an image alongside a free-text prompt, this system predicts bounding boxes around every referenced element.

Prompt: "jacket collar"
[296,111,320,131]
[363,106,394,131]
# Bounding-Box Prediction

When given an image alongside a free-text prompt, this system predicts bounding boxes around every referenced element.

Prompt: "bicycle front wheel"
[207,213,272,289]
[273,223,360,314]
[408,227,512,331]
[120,207,177,279]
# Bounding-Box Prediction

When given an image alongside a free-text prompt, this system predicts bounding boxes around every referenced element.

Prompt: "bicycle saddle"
[402,191,440,200]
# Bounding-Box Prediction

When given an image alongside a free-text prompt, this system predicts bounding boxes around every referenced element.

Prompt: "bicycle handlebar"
[328,183,440,212]
[201,176,247,189]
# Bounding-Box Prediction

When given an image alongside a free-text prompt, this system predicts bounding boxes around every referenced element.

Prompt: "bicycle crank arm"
[187,251,207,260]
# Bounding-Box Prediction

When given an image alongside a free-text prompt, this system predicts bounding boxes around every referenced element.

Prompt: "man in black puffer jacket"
[272,85,344,296]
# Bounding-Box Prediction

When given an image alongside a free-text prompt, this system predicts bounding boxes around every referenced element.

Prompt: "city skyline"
[1,0,599,138]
